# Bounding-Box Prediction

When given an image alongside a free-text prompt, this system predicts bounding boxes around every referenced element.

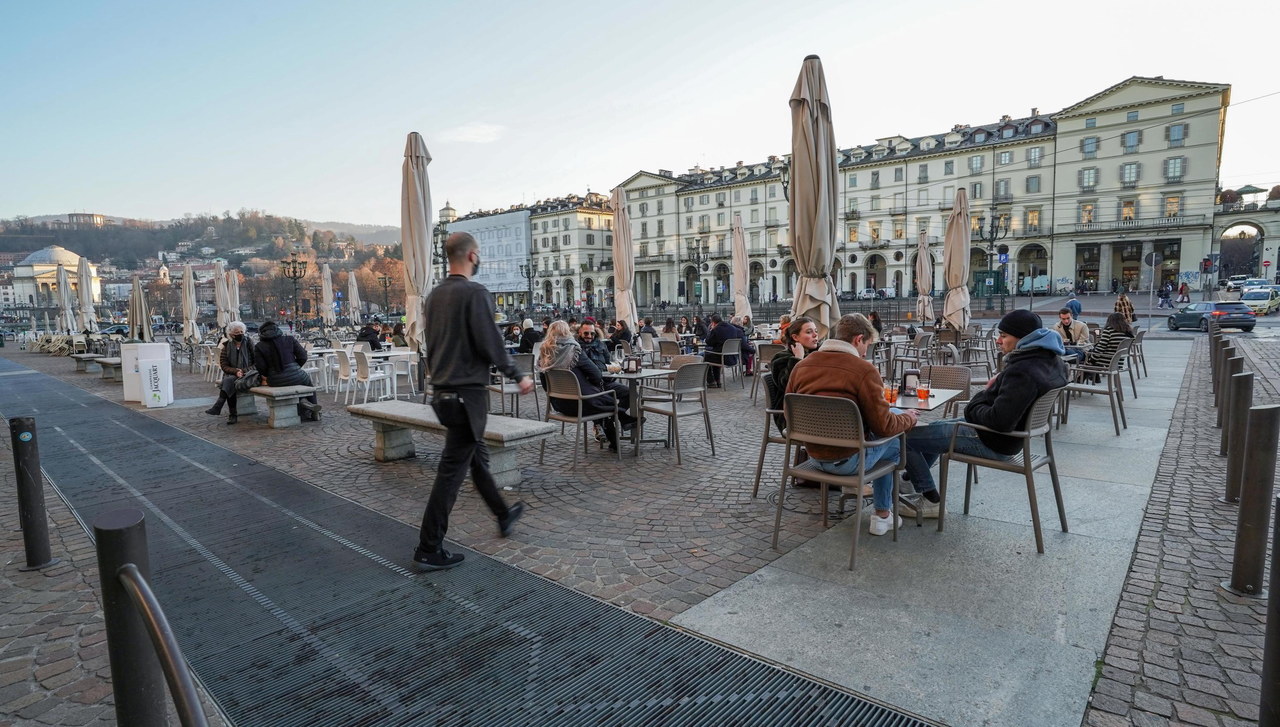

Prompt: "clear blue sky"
[3,0,1277,226]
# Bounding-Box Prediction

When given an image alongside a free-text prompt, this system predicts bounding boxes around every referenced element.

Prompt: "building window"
[1126,111,1139,122]
[1030,122,1044,133]
[917,164,928,183]
[1025,209,1041,233]
[847,198,859,211]
[970,215,981,233]
[848,174,857,188]
[1026,175,1041,194]
[917,189,929,205]
[638,202,648,216]
[870,195,881,211]
[732,190,740,203]
[1163,156,1186,182]
[1119,199,1137,221]
[944,160,955,175]
[973,131,987,143]
[894,167,904,182]
[1166,123,1188,148]
[848,226,858,242]
[1028,147,1043,168]
[870,171,881,189]
[1164,194,1183,217]
[1079,202,1096,224]
[998,151,1012,165]
[769,185,777,198]
[970,182,983,199]
[869,221,881,240]
[1121,130,1142,153]
[586,233,595,245]
[656,201,663,214]
[1120,162,1141,187]
[656,220,664,236]
[699,194,709,205]
[1081,136,1099,159]
[1085,118,1096,128]
[684,197,694,210]
[716,212,725,226]
[892,221,905,239]
[1171,103,1184,115]
[715,192,726,205]
[562,235,570,245]
[750,209,759,223]
[1078,167,1098,190]
[685,216,693,230]
[995,178,1010,199]
[1001,127,1014,139]
[640,222,649,238]
[968,155,984,175]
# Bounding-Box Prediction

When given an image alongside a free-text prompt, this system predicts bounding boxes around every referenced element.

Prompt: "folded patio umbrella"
[77,255,98,333]
[401,131,433,352]
[942,188,972,332]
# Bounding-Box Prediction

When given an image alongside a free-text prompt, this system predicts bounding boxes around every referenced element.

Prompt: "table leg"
[630,379,641,455]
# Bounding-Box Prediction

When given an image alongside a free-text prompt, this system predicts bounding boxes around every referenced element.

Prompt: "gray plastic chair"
[539,368,621,465]
[638,362,714,465]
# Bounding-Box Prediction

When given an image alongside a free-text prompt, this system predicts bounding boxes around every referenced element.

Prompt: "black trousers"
[417,387,510,553]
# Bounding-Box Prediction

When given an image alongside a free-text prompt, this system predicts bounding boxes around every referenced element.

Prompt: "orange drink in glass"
[916,380,931,401]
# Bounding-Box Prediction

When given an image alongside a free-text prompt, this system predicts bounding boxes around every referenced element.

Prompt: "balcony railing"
[1015,226,1044,238]
[697,224,711,233]
[993,193,1013,204]
[1057,213,1206,234]
[844,210,861,220]
[937,202,954,211]
[764,220,782,228]
[888,207,907,216]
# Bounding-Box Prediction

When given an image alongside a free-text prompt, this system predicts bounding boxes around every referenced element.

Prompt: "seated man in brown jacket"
[786,313,919,536]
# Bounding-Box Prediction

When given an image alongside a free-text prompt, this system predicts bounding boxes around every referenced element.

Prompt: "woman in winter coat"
[206,321,254,424]
[539,321,634,450]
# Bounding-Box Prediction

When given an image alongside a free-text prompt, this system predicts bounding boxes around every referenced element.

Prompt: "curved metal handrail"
[116,564,210,727]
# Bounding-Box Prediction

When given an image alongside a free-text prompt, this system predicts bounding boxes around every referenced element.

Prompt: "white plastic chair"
[352,351,394,404]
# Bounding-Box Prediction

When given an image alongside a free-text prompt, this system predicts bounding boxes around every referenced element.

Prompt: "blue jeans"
[904,418,1010,492]
[812,437,900,512]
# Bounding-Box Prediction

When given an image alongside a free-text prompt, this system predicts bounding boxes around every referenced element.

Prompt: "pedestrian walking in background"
[1177,281,1190,303]
[1115,292,1136,323]
[415,232,531,571]
[1065,293,1082,319]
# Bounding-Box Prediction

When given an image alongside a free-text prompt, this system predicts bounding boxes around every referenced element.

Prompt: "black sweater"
[424,275,524,389]
[964,342,1067,455]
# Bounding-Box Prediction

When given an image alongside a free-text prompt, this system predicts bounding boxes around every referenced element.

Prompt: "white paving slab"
[674,339,1191,727]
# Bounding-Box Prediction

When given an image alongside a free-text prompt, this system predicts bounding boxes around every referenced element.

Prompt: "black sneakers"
[414,549,464,570]
[499,501,526,538]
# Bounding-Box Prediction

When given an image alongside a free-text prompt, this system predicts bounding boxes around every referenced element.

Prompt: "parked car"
[98,324,131,335]
[857,288,879,300]
[1239,289,1280,315]
[1166,301,1256,332]
[1224,275,1251,292]
[836,291,859,302]
[1239,278,1270,293]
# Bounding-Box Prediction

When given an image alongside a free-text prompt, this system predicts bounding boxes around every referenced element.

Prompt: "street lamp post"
[686,239,708,309]
[308,283,321,329]
[519,261,537,313]
[974,202,1010,313]
[377,274,392,320]
[432,223,449,283]
[278,253,308,325]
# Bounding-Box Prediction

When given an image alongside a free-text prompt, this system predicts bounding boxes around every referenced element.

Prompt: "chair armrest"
[950,419,1030,439]
[578,389,617,403]
[638,384,674,397]
[863,433,902,448]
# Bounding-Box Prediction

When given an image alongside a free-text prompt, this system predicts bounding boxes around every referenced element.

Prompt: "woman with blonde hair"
[539,320,634,450]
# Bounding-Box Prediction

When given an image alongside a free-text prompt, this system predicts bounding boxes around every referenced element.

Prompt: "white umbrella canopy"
[56,264,79,333]
[787,55,841,338]
[320,263,336,327]
[915,232,935,324]
[942,188,972,332]
[181,264,199,342]
[731,212,752,321]
[77,256,98,333]
[347,273,363,324]
[226,269,241,322]
[43,311,52,333]
[401,132,433,352]
[609,186,638,327]
[128,276,153,342]
[213,261,230,328]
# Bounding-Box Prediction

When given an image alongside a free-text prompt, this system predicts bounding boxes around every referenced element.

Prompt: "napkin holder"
[623,355,641,374]
[900,368,920,396]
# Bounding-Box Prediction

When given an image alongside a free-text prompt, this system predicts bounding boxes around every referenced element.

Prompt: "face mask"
[472,255,481,276]
[232,334,244,342]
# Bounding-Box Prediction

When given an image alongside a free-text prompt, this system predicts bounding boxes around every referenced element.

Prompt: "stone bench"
[97,357,123,381]
[346,400,556,487]
[71,353,103,372]
[249,385,318,428]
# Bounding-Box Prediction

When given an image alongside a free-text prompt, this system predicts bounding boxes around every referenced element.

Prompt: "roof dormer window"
[973,131,987,143]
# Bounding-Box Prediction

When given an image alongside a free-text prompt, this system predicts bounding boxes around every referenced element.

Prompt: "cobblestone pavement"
[3,338,1276,726]
[1081,334,1276,727]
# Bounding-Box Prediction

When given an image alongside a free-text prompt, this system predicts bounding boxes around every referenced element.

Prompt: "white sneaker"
[868,512,902,536]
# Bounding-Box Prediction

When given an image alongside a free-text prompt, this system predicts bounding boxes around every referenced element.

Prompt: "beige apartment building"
[615,76,1230,306]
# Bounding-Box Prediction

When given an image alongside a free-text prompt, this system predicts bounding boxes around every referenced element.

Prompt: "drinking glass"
[916,379,931,401]
[884,384,898,404]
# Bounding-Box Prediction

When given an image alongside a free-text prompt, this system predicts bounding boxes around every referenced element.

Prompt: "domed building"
[12,245,101,315]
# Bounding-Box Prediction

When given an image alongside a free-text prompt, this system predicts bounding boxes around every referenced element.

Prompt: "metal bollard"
[1214,342,1233,408]
[1261,497,1280,727]
[1209,332,1223,382]
[1220,371,1253,502]
[1219,361,1246,456]
[94,509,167,726]
[9,417,59,571]
[1216,354,1241,430]
[1222,405,1280,599]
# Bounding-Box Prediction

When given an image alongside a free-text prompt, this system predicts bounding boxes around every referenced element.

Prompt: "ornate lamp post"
[519,261,538,311]
[278,253,308,323]
[308,283,322,327]
[432,223,449,284]
[974,202,1010,313]
[686,239,708,307]
[377,274,392,319]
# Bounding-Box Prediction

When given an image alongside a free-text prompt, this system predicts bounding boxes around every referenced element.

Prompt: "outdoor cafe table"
[889,387,963,412]
[604,367,673,454]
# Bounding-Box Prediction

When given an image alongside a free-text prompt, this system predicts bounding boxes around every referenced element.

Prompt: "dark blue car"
[1166,301,1255,332]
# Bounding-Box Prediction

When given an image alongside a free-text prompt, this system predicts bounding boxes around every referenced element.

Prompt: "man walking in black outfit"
[415,232,534,570]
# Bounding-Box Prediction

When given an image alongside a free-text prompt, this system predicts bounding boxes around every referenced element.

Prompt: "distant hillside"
[303,220,400,246]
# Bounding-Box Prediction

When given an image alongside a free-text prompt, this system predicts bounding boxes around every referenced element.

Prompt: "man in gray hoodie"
[899,309,1067,518]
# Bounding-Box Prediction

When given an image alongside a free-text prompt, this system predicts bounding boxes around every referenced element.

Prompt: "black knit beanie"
[998,309,1042,340]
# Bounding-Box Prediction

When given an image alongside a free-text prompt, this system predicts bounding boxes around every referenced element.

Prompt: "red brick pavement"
[1081,335,1276,727]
